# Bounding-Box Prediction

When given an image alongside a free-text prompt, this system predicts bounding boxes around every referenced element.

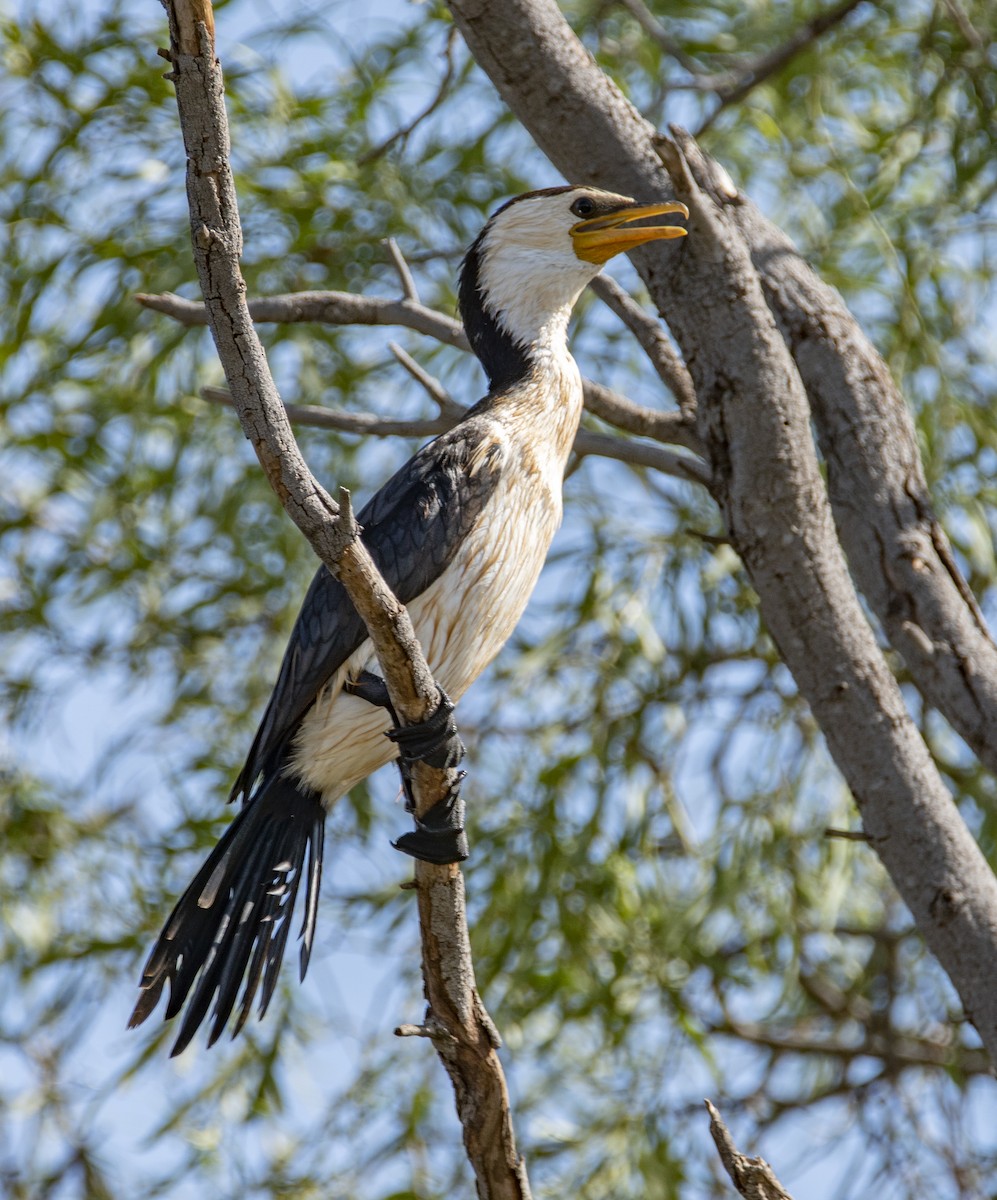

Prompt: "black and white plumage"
[130,186,687,1054]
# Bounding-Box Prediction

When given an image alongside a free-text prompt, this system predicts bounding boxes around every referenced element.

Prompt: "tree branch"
[614,0,704,78]
[135,287,470,348]
[573,428,710,485]
[159,4,530,1196]
[388,340,464,418]
[589,273,698,419]
[711,1016,993,1075]
[383,238,421,303]
[657,124,997,1071]
[200,382,709,486]
[200,384,452,438]
[616,0,865,134]
[705,1102,795,1200]
[445,0,997,1069]
[670,133,997,778]
[581,377,701,453]
[699,0,865,129]
[358,26,458,165]
[139,289,709,465]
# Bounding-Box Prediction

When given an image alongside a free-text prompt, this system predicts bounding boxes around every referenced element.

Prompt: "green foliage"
[2,1,996,1197]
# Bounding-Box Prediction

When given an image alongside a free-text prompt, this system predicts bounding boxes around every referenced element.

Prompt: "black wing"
[230,415,504,803]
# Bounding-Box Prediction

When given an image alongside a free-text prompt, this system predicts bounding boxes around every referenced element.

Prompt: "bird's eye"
[571,196,596,218]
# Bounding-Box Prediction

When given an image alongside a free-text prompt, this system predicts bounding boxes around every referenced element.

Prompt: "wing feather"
[231,417,504,803]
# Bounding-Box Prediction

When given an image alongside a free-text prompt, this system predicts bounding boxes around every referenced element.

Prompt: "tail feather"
[129,774,325,1056]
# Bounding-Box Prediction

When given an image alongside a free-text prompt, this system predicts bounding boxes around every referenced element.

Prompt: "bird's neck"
[459,239,594,393]
[480,348,585,483]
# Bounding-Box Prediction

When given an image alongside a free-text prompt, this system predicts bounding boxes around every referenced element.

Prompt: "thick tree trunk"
[447,0,997,1066]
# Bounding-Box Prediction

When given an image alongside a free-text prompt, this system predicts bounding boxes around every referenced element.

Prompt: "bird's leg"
[345,670,469,864]
[345,669,398,722]
[387,691,468,865]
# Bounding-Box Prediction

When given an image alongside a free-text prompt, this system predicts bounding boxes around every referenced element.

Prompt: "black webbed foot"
[346,672,469,864]
[393,773,468,864]
[386,689,465,773]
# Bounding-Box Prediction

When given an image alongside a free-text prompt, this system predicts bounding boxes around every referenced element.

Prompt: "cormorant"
[130,186,688,1054]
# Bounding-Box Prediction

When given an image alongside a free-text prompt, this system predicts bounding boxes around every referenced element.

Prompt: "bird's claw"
[393,774,469,864]
[390,691,467,863]
[346,673,469,864]
[386,689,465,772]
[345,670,396,720]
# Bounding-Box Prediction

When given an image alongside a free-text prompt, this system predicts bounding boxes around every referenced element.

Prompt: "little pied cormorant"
[130,186,688,1054]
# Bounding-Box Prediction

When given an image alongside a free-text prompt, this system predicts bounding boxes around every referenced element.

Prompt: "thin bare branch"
[388,341,464,418]
[383,238,421,303]
[615,0,704,76]
[574,428,710,486]
[395,1022,447,1040]
[135,288,469,349]
[201,384,708,486]
[200,385,451,438]
[617,0,864,130]
[160,5,530,1196]
[941,0,984,47]
[711,1019,993,1074]
[581,378,702,452]
[358,27,458,165]
[823,827,872,841]
[707,0,864,111]
[705,1101,795,1200]
[589,274,697,417]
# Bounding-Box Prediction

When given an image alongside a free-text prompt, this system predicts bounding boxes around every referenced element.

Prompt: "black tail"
[129,773,325,1056]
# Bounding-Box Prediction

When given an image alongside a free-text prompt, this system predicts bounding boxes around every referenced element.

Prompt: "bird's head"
[459,186,687,389]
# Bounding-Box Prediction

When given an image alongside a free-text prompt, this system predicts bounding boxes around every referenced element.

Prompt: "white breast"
[289,421,565,805]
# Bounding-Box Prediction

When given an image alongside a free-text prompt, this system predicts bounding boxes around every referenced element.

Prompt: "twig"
[705,1101,795,1200]
[941,0,983,48]
[200,384,451,438]
[589,274,698,419]
[573,429,710,486]
[358,27,458,165]
[384,237,421,303]
[582,379,701,452]
[697,0,865,133]
[615,0,704,77]
[395,1021,456,1043]
[711,1017,992,1074]
[717,0,863,106]
[135,288,469,348]
[618,0,864,134]
[823,827,871,841]
[388,341,464,418]
[159,5,530,1197]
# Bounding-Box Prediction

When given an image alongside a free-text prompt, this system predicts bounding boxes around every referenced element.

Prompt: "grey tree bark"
[446,0,997,1067]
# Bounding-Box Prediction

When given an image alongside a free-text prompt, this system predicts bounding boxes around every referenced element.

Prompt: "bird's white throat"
[476,240,599,363]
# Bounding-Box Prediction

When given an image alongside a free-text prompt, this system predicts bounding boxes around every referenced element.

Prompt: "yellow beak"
[571,200,689,265]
